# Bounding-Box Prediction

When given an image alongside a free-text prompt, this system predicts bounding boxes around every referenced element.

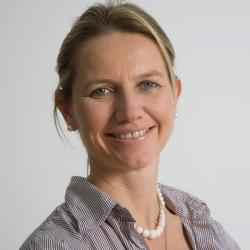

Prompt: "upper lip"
[106,125,155,136]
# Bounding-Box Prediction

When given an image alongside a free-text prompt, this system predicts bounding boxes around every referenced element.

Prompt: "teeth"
[115,129,147,140]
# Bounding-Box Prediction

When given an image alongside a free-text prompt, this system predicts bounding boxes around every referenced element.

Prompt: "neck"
[87,160,161,229]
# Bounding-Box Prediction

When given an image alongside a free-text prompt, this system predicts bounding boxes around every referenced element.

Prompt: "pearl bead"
[142,229,150,238]
[148,230,158,239]
[134,224,143,234]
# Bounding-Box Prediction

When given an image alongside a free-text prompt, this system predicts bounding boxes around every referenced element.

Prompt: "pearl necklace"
[133,184,166,239]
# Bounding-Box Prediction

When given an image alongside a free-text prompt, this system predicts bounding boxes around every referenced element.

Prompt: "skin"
[58,32,182,246]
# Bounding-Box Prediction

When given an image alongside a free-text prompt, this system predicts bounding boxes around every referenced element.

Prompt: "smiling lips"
[107,126,155,140]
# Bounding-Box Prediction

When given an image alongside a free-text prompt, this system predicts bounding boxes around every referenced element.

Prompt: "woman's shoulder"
[19,203,91,250]
[159,183,241,249]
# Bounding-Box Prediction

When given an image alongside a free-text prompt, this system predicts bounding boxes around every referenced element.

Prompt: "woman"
[20,1,240,249]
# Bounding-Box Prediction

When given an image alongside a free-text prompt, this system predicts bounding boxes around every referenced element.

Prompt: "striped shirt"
[20,176,240,250]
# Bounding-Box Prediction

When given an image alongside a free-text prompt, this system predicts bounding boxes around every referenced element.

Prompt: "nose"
[114,90,143,124]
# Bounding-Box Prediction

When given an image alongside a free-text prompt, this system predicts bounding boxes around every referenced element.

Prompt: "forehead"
[74,32,168,81]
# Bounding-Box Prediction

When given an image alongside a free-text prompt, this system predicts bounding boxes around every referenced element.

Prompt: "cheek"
[153,92,176,122]
[73,100,112,140]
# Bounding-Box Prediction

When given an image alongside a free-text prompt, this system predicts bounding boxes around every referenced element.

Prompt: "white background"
[1,0,249,249]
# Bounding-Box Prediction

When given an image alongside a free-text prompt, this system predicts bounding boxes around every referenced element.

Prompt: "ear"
[174,78,182,101]
[55,92,77,131]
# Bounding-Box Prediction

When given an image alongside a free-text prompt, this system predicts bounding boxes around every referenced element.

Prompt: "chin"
[118,155,158,171]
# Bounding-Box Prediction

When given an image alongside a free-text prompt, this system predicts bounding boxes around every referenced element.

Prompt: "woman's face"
[66,32,181,172]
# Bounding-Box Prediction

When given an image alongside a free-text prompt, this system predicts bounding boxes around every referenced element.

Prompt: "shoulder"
[20,235,70,250]
[19,203,91,250]
[160,184,241,249]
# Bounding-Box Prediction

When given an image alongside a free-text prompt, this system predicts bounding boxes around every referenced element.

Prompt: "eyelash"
[90,81,161,98]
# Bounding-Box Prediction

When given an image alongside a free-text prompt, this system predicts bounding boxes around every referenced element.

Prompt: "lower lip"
[106,126,155,144]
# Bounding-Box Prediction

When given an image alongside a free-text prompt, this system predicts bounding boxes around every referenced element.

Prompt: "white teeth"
[115,129,147,140]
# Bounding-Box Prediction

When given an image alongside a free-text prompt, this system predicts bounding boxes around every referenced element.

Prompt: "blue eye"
[140,81,161,91]
[90,88,114,97]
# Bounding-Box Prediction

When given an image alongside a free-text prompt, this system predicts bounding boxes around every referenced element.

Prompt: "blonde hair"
[54,0,177,140]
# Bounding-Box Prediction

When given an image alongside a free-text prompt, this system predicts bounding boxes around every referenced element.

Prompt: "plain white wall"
[2,0,249,249]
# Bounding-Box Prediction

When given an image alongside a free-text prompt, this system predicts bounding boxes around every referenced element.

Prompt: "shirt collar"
[65,176,210,233]
[160,184,211,220]
[65,176,117,232]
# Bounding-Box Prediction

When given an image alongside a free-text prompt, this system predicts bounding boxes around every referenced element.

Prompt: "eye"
[90,87,114,98]
[140,80,161,91]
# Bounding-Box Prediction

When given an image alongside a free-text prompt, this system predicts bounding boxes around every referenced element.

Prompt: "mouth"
[106,126,156,141]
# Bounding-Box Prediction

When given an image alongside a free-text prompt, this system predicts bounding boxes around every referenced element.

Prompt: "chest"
[144,215,192,250]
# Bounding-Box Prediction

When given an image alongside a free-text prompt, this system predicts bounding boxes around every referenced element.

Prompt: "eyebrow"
[82,69,166,89]
[135,69,166,80]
